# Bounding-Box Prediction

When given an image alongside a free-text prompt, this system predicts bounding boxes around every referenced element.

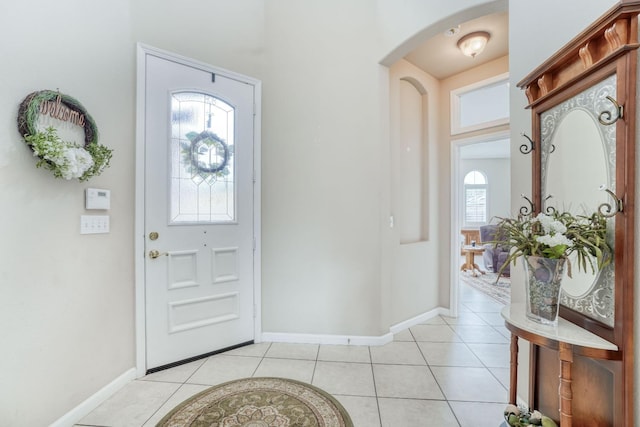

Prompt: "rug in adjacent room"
[157,377,354,427]
[460,272,510,305]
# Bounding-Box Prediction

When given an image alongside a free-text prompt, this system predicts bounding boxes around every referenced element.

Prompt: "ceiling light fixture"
[457,31,490,58]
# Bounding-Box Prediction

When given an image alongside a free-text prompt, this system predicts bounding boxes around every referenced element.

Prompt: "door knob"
[148,250,168,259]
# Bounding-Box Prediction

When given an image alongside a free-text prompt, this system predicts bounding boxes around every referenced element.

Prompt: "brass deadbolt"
[149,232,159,241]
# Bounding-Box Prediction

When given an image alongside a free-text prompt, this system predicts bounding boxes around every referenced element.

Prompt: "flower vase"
[523,255,565,326]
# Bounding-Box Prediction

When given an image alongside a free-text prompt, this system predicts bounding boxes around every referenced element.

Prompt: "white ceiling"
[404,11,509,80]
[403,11,510,160]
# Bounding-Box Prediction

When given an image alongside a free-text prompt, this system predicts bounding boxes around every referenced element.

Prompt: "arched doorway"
[379,0,509,320]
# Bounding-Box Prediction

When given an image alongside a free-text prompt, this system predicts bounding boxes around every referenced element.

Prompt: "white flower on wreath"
[24,126,112,182]
[33,138,94,180]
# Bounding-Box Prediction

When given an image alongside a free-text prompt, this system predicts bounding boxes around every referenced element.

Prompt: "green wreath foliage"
[17,90,112,181]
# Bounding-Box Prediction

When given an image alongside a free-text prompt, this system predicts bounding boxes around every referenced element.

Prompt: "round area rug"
[156,377,354,427]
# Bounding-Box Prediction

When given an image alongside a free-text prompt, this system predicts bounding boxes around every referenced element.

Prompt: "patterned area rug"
[460,272,511,305]
[157,377,353,427]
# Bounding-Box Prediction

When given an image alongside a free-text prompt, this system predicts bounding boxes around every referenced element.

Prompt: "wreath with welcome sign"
[17,90,113,181]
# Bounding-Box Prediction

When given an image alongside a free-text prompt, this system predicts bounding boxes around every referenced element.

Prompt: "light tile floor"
[76,282,510,427]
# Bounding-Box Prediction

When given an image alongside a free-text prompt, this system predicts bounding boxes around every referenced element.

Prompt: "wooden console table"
[501,304,619,427]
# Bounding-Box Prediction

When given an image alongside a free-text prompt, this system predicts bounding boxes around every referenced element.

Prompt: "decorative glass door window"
[170,92,235,223]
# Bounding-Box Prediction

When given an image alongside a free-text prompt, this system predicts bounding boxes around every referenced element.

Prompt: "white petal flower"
[548,219,567,234]
[25,127,111,181]
[534,213,553,233]
[51,145,94,179]
[535,213,567,233]
[536,233,573,247]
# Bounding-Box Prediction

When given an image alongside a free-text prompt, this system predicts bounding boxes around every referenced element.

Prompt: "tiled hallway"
[76,283,510,427]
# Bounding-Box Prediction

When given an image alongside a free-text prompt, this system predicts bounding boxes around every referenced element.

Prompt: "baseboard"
[261,331,394,346]
[262,306,450,347]
[50,367,136,427]
[389,306,450,334]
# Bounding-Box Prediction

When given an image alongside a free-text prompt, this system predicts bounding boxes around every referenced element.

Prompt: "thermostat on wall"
[85,188,111,210]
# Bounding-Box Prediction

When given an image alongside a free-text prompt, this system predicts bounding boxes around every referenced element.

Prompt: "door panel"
[144,54,255,369]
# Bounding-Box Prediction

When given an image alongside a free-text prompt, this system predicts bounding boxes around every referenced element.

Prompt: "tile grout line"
[137,357,212,427]
[309,343,320,384]
[458,293,511,401]
[368,345,384,427]
[417,317,463,426]
[414,331,449,400]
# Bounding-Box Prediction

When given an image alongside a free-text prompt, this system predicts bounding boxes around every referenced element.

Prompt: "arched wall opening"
[395,77,429,244]
[379,0,509,331]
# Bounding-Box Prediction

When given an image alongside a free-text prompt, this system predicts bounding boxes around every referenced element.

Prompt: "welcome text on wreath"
[39,95,86,127]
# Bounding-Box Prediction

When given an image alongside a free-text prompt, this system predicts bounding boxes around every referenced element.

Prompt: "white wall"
[259,0,385,336]
[0,0,522,423]
[386,59,441,325]
[508,0,622,406]
[0,1,135,425]
[258,0,505,335]
[0,1,268,425]
[131,0,265,79]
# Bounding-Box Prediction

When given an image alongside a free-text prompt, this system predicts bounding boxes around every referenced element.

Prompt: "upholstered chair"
[479,224,511,276]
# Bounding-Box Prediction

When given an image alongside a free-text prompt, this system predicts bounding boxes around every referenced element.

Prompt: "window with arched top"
[464,170,487,225]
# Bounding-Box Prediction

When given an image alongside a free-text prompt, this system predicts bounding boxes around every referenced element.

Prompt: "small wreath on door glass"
[17,90,113,181]
[182,131,232,179]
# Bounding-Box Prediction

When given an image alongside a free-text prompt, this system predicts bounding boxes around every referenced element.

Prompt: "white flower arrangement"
[24,126,112,182]
[494,209,611,277]
[534,214,574,248]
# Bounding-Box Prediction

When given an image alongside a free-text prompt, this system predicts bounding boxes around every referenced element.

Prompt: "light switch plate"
[80,215,110,234]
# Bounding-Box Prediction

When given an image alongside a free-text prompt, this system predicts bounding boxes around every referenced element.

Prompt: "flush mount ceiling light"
[457,31,491,58]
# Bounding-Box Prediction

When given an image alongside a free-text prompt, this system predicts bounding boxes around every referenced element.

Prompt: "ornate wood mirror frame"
[517,2,636,425]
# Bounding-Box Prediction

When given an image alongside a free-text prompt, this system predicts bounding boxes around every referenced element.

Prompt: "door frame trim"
[450,129,510,318]
[134,43,262,377]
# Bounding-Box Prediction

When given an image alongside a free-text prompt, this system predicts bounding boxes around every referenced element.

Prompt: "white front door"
[143,52,257,370]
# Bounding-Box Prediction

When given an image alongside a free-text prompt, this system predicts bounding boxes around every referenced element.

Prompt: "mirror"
[540,74,617,327]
